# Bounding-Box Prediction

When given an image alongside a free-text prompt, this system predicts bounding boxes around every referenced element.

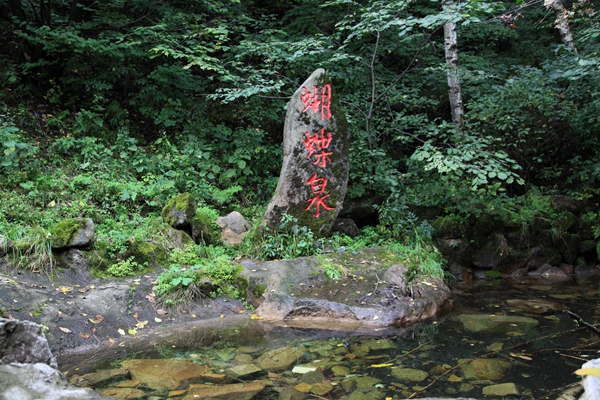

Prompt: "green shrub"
[256,213,320,260]
[320,258,347,280]
[156,254,245,307]
[106,257,147,277]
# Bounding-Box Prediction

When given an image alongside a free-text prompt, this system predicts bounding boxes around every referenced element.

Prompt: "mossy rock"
[190,207,221,245]
[579,239,597,257]
[125,239,167,268]
[250,284,266,298]
[554,211,578,232]
[162,192,197,229]
[82,249,111,275]
[162,227,195,250]
[52,218,95,249]
[432,216,467,239]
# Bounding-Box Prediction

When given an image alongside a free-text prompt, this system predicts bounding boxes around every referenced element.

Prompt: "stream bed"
[64,275,600,399]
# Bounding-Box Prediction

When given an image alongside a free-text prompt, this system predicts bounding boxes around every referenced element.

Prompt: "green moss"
[125,239,164,269]
[554,211,577,232]
[484,269,502,279]
[162,192,197,227]
[52,218,87,248]
[190,206,221,245]
[250,284,266,298]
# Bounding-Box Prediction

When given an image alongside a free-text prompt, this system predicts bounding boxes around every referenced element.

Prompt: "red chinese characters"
[305,174,334,218]
[302,128,333,168]
[300,84,331,121]
[301,84,335,218]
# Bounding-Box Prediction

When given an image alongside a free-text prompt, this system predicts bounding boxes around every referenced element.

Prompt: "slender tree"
[547,0,578,52]
[442,0,464,130]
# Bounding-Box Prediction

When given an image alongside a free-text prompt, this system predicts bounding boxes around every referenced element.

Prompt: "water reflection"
[66,276,600,399]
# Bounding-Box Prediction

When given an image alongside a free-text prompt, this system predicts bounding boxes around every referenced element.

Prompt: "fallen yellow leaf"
[220,314,225,319]
[371,363,394,368]
[59,327,72,333]
[79,333,91,339]
[575,368,600,378]
[135,320,148,329]
[117,329,126,335]
[155,317,162,323]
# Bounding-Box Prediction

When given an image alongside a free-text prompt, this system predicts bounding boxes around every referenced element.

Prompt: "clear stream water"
[73,275,600,399]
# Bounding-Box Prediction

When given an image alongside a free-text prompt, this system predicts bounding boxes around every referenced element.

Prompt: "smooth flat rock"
[459,358,510,380]
[119,358,209,390]
[506,299,568,314]
[457,314,539,333]
[482,382,519,396]
[228,363,262,378]
[390,367,430,382]
[78,368,130,386]
[255,346,304,371]
[182,381,266,400]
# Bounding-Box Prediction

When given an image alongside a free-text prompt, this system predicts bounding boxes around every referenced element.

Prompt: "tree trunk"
[8,0,27,22]
[548,0,578,53]
[443,13,464,130]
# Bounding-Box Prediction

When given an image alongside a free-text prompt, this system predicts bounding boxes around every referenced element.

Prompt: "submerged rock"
[390,367,430,382]
[256,346,304,371]
[457,314,539,333]
[505,299,568,314]
[346,389,385,400]
[182,381,266,400]
[482,382,519,396]
[460,358,510,380]
[119,358,211,390]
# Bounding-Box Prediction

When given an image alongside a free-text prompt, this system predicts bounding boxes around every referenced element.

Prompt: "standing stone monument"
[262,68,350,236]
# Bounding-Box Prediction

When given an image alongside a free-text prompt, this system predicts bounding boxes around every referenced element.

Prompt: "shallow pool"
[65,275,600,399]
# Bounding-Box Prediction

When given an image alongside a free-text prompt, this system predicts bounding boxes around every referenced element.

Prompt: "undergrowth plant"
[3,226,54,274]
[106,257,147,277]
[255,213,321,260]
[387,213,450,283]
[156,245,244,307]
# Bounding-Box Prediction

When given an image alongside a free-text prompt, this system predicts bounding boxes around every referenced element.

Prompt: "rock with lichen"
[162,192,197,229]
[261,68,350,237]
[52,218,95,249]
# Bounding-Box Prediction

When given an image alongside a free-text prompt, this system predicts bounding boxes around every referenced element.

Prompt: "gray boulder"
[52,218,95,249]
[217,211,251,245]
[0,318,114,400]
[262,68,351,237]
[332,217,360,237]
[0,318,57,367]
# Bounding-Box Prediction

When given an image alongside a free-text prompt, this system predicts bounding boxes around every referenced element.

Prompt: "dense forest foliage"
[1,0,599,273]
